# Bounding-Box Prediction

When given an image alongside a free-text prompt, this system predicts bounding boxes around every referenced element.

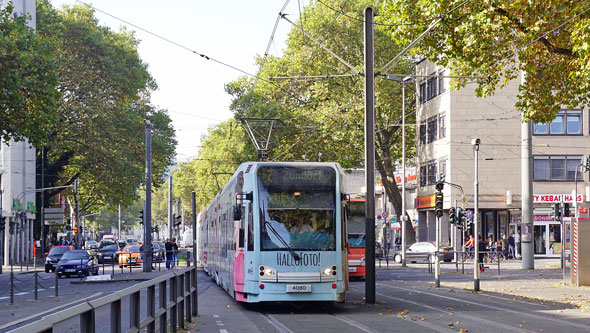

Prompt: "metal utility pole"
[144,120,153,272]
[168,175,173,239]
[191,191,198,316]
[118,205,121,240]
[363,6,376,304]
[472,138,480,291]
[520,71,534,270]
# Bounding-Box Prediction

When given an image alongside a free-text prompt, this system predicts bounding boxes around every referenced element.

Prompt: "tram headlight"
[322,266,337,276]
[260,265,276,277]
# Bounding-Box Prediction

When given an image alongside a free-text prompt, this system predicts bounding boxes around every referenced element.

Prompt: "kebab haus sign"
[533,194,584,203]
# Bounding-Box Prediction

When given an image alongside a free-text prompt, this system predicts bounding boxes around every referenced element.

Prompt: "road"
[190,266,590,333]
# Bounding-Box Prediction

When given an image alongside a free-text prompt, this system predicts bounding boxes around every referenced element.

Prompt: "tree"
[35,1,176,216]
[0,4,59,146]
[225,0,418,243]
[380,0,590,123]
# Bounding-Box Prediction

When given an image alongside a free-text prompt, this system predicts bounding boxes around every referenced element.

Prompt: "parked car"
[44,245,74,273]
[125,238,140,245]
[152,241,165,263]
[97,243,119,264]
[118,244,142,268]
[56,250,99,278]
[393,242,453,263]
[85,240,98,250]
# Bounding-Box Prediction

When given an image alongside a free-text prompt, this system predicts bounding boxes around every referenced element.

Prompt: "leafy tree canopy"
[380,0,590,122]
[0,4,59,145]
[36,1,176,215]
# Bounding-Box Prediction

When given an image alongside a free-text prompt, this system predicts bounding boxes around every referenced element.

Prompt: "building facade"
[414,59,590,258]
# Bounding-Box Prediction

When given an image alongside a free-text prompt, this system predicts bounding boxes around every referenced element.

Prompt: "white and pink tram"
[197,162,349,302]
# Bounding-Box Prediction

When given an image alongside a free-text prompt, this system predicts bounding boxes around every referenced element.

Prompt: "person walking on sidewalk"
[515,229,521,259]
[172,238,179,268]
[478,235,486,272]
[165,238,173,269]
[508,233,515,259]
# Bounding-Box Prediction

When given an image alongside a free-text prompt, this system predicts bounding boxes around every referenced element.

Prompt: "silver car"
[393,242,453,263]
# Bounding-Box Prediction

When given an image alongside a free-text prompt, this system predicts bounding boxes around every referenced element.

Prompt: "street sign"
[44,207,65,221]
[44,220,65,226]
[382,211,388,218]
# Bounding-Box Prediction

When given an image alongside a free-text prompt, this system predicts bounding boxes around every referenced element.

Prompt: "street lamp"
[387,75,414,267]
[472,138,481,291]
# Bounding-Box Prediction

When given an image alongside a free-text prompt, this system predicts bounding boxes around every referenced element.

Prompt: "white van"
[181,230,193,248]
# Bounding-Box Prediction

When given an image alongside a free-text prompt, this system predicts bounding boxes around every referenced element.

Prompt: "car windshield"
[49,247,69,255]
[258,166,337,251]
[127,239,138,244]
[61,252,89,260]
[99,244,118,251]
[124,246,141,253]
[348,234,365,248]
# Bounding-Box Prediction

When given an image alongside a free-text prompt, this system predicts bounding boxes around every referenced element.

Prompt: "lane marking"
[321,310,378,333]
[220,330,228,333]
[450,286,548,308]
[382,284,590,330]
[213,314,220,318]
[14,292,28,296]
[0,292,103,331]
[376,291,532,333]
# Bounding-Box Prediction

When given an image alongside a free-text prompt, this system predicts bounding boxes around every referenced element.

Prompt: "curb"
[70,278,151,284]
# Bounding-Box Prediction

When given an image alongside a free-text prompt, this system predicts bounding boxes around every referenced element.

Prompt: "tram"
[198,162,349,302]
[346,198,366,279]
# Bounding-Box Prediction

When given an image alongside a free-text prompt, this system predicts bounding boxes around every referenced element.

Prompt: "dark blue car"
[56,250,99,278]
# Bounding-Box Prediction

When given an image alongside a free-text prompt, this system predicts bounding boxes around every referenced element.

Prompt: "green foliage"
[0,4,59,146]
[380,0,590,122]
[36,1,176,215]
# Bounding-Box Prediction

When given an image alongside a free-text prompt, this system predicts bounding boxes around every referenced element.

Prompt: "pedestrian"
[515,229,521,259]
[172,238,179,267]
[508,233,515,259]
[477,235,486,272]
[502,234,509,259]
[464,234,475,255]
[165,238,173,269]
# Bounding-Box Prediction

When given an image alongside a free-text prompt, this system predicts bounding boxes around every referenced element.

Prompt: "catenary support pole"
[192,192,198,316]
[473,139,480,291]
[363,6,376,304]
[521,71,534,270]
[168,175,173,239]
[144,120,153,272]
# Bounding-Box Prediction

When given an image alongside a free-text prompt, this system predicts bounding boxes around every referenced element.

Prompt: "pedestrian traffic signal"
[139,210,144,224]
[449,207,456,224]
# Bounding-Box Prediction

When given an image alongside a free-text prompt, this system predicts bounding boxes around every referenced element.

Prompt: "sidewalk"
[0,264,43,275]
[436,258,590,316]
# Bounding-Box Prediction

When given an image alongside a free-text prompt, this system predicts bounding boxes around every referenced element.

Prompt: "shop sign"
[533,194,583,203]
[533,214,554,222]
[415,195,435,209]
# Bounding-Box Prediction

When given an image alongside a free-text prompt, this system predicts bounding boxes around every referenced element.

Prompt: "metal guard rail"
[10,266,198,333]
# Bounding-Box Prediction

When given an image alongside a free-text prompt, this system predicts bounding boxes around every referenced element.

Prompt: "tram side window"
[247,203,254,251]
[238,205,245,249]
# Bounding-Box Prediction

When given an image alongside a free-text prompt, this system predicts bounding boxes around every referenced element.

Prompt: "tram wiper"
[264,220,301,261]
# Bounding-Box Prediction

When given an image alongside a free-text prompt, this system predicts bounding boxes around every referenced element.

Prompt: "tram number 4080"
[286,284,312,293]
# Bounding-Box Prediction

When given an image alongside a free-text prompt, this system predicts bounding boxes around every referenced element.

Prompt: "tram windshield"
[258,165,336,251]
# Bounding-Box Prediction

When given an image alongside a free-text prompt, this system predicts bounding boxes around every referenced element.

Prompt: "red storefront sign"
[415,195,435,209]
[533,194,583,203]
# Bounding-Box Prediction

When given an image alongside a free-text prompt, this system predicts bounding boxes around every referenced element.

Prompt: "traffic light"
[434,180,444,218]
[564,203,570,217]
[9,221,15,234]
[174,215,182,227]
[0,217,4,230]
[585,156,590,172]
[449,207,456,224]
[552,203,561,221]
[74,226,78,234]
[139,210,144,224]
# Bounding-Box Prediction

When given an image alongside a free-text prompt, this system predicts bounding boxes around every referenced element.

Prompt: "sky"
[49,0,306,163]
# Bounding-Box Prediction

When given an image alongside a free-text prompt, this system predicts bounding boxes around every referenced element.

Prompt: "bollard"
[34,271,38,300]
[9,272,14,304]
[55,270,59,297]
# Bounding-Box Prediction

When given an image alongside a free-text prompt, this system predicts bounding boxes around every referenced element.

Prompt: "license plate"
[349,267,357,272]
[65,269,75,272]
[286,284,311,293]
[104,256,111,259]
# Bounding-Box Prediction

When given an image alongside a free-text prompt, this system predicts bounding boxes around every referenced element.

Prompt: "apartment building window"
[427,116,437,143]
[533,155,583,181]
[533,110,582,135]
[427,160,437,185]
[419,121,427,145]
[438,71,445,94]
[438,114,446,139]
[420,164,427,187]
[439,159,446,180]
[419,82,426,104]
[427,72,437,100]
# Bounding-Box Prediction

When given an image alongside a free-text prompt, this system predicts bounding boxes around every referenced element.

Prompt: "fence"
[10,266,198,333]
